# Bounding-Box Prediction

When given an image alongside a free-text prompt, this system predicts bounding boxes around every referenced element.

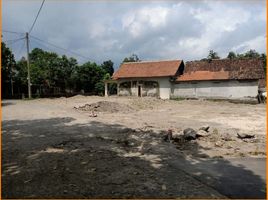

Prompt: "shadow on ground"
[1,101,16,107]
[2,117,266,198]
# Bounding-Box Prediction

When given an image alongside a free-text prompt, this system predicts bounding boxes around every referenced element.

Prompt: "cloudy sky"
[2,0,266,68]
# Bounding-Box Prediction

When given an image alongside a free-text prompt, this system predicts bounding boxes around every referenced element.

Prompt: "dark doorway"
[138,85,141,97]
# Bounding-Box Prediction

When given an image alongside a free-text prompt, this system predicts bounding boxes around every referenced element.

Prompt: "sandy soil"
[2,96,266,198]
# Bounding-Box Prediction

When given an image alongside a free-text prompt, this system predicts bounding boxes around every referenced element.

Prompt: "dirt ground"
[2,96,266,198]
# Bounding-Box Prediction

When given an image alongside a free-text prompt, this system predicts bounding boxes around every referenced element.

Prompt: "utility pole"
[9,56,14,97]
[26,32,32,98]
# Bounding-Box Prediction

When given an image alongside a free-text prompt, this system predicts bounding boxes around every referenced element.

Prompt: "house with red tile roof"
[105,58,265,100]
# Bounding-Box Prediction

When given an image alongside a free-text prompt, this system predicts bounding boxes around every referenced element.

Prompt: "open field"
[2,96,266,198]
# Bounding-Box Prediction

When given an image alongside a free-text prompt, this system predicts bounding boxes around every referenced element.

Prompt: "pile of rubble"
[163,126,256,143]
[74,101,134,114]
[161,125,265,158]
[163,126,212,143]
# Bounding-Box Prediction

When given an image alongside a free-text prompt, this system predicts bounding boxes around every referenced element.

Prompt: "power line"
[30,35,93,61]
[3,37,25,45]
[2,30,24,35]
[30,36,61,53]
[28,0,45,33]
[17,39,26,59]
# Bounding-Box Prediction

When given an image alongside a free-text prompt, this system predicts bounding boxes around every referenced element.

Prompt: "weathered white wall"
[158,78,171,99]
[117,77,171,99]
[171,80,258,99]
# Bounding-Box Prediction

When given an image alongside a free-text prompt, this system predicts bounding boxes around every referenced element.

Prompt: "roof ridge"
[123,59,182,64]
[186,57,263,63]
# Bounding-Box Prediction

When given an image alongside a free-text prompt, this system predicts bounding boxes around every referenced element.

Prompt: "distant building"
[105,58,265,100]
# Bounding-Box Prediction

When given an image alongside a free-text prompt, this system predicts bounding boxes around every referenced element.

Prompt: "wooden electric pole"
[26,32,32,98]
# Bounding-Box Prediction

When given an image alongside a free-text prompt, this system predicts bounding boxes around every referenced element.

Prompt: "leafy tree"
[123,54,140,62]
[15,57,28,94]
[243,49,260,58]
[207,50,220,59]
[101,60,114,76]
[227,51,237,59]
[73,62,106,94]
[57,55,78,92]
[1,42,16,97]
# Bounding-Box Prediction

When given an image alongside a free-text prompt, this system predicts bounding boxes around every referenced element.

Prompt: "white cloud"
[2,0,266,66]
[122,6,169,37]
[232,35,266,53]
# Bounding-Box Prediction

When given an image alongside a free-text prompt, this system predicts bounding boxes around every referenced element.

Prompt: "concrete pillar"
[105,82,108,97]
[117,83,119,96]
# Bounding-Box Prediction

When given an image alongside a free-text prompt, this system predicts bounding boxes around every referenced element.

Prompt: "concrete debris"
[162,184,167,191]
[163,129,173,143]
[74,101,134,113]
[196,130,210,137]
[199,125,210,132]
[221,134,233,141]
[215,141,223,147]
[237,133,255,139]
[89,111,97,117]
[183,128,197,141]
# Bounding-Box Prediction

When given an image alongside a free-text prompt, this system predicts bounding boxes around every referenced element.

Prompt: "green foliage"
[1,42,16,97]
[243,49,260,58]
[73,61,106,94]
[207,50,220,59]
[227,51,237,59]
[123,54,140,63]
[101,60,114,76]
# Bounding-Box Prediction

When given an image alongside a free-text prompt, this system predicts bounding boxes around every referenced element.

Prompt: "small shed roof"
[112,60,183,79]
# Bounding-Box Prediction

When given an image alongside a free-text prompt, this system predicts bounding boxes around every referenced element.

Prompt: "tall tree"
[101,60,114,76]
[73,61,106,94]
[227,51,237,59]
[1,42,16,98]
[243,49,260,58]
[207,50,220,59]
[123,54,140,63]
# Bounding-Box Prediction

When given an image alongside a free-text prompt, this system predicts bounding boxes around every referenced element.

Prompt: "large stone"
[237,133,255,139]
[196,130,210,137]
[183,128,197,140]
[199,125,210,132]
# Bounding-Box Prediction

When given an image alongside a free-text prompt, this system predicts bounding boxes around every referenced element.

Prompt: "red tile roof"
[176,58,265,82]
[112,60,183,79]
[177,70,229,82]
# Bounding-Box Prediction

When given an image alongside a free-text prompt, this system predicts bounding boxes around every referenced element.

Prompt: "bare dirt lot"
[2,96,266,198]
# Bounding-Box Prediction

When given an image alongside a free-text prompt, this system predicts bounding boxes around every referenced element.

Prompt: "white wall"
[171,80,258,99]
[158,78,171,99]
[117,77,171,99]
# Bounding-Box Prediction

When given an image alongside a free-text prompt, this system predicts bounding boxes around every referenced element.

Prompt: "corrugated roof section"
[112,60,182,79]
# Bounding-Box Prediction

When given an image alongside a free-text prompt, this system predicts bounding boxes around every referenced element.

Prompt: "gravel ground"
[2,96,266,198]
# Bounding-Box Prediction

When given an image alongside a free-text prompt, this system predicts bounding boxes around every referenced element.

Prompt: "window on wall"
[120,82,131,88]
[144,81,159,88]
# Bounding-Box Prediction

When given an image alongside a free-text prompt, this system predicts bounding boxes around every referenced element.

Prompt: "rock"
[221,134,233,141]
[162,184,167,191]
[199,125,210,132]
[215,141,223,147]
[237,133,255,139]
[196,130,210,137]
[183,128,197,140]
